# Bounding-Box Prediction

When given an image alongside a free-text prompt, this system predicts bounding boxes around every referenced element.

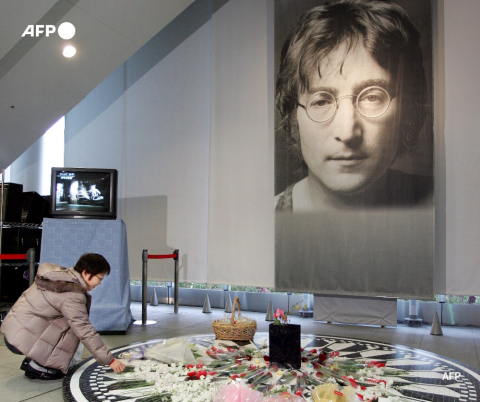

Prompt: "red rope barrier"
[0,254,27,260]
[148,254,178,260]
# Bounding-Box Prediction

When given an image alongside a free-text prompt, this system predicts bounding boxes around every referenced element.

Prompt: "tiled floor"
[1,301,480,402]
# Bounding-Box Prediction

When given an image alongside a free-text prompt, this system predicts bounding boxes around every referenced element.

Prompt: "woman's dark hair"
[74,253,110,277]
[276,0,427,159]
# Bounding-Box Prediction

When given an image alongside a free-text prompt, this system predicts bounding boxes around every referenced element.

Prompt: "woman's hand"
[109,359,126,373]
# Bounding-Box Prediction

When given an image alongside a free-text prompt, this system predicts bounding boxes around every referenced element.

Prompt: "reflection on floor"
[1,301,480,402]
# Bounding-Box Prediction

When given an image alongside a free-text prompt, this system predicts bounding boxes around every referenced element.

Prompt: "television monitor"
[50,167,118,219]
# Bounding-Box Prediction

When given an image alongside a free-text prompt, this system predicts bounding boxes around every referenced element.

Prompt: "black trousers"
[4,335,64,374]
[4,337,23,355]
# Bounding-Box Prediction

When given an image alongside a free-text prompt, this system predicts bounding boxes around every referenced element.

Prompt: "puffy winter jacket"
[1,263,113,373]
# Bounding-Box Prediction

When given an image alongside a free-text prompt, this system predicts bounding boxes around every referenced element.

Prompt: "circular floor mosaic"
[63,333,480,401]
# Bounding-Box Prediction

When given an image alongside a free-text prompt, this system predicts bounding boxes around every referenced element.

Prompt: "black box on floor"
[269,323,301,369]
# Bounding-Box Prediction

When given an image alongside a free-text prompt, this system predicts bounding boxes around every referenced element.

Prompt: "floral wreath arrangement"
[106,335,416,402]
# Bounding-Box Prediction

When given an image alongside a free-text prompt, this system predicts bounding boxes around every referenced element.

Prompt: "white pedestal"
[40,218,132,332]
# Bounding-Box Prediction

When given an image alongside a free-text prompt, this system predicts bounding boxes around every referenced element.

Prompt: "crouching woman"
[1,253,125,380]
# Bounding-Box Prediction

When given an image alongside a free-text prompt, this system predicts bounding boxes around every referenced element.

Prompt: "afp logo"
[443,372,461,381]
[22,22,75,39]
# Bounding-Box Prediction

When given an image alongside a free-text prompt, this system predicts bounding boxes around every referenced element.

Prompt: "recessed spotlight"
[63,45,76,58]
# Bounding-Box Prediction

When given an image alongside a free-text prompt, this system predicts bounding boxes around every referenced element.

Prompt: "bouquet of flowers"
[273,309,288,325]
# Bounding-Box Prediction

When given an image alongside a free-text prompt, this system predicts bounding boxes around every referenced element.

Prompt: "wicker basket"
[212,296,257,341]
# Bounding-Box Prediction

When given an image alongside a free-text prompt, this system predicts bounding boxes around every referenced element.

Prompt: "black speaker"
[1,228,20,253]
[21,191,48,224]
[19,228,42,255]
[42,195,52,219]
[1,183,23,223]
[0,262,29,303]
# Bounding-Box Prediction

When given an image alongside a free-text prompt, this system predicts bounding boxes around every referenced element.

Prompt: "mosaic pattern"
[64,333,480,401]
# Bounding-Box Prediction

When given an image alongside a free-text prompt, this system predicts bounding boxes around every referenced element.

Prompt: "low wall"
[130,286,480,327]
[397,299,480,326]
[130,285,311,313]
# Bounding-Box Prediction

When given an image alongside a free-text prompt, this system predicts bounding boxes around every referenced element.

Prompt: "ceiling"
[0,0,195,170]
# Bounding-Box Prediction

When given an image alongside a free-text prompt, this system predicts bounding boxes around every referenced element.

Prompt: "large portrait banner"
[274,0,434,299]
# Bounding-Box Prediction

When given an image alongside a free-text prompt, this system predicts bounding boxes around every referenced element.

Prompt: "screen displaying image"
[55,171,111,213]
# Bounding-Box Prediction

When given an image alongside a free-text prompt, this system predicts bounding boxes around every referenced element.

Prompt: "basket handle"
[231,296,241,323]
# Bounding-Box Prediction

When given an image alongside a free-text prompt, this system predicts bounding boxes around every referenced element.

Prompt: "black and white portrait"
[274,0,434,299]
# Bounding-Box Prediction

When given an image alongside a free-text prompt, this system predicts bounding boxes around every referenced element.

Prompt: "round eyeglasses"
[297,86,394,123]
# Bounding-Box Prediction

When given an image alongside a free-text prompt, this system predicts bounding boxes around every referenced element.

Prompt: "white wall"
[206,0,274,287]
[121,15,212,284]
[7,117,64,195]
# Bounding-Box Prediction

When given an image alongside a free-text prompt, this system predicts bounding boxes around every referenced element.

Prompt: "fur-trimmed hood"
[35,264,91,312]
[35,275,88,296]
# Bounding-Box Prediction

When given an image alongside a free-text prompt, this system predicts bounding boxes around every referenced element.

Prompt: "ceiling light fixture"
[63,45,77,58]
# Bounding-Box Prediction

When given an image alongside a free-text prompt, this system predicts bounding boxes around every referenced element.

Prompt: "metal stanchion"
[167,282,172,305]
[27,248,36,286]
[134,249,156,325]
[0,171,4,255]
[0,171,4,293]
[164,249,186,315]
[142,249,148,324]
[173,249,179,315]
[134,249,181,324]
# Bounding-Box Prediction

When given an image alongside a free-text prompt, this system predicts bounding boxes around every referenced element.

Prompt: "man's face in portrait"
[296,42,401,195]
